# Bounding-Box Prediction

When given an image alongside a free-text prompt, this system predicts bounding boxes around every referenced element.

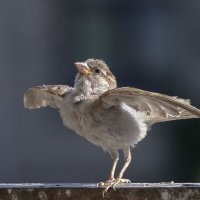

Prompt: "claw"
[99,178,131,197]
[97,178,115,187]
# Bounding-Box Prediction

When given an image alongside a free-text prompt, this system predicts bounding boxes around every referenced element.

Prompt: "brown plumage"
[24,58,200,195]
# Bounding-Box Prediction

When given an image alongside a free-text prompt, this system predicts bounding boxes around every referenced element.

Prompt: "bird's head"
[74,58,117,95]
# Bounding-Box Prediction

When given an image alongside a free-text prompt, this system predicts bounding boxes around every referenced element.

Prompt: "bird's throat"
[74,74,93,96]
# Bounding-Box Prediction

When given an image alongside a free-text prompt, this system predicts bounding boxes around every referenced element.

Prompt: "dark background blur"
[0,0,200,184]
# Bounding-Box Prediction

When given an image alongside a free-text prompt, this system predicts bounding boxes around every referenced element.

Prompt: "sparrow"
[24,58,200,194]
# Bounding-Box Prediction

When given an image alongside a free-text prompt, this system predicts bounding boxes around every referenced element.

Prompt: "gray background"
[0,0,200,183]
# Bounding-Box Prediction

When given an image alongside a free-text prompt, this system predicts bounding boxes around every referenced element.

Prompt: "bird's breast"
[59,97,148,150]
[59,95,95,137]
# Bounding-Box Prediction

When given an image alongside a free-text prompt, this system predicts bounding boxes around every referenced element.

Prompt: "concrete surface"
[0,183,200,200]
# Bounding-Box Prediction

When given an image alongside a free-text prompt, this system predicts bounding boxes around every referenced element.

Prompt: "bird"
[24,58,200,194]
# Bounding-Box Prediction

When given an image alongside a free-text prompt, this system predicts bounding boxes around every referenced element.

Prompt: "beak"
[74,62,92,75]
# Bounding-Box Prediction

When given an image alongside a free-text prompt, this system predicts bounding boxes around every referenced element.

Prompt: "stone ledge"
[0,183,200,200]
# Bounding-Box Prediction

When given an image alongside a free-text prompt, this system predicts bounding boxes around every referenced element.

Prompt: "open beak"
[74,62,92,75]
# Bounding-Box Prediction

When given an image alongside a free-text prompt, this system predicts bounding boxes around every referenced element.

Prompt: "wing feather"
[24,85,72,109]
[100,87,200,124]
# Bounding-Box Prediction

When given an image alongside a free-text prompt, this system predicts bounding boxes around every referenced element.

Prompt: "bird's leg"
[103,148,131,194]
[108,150,119,181]
[98,150,119,186]
[114,147,131,185]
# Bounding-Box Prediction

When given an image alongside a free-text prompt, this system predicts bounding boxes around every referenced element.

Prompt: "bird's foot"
[99,178,131,196]
[98,178,115,187]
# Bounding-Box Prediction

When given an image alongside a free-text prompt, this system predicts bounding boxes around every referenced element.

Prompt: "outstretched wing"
[24,85,72,109]
[99,87,200,125]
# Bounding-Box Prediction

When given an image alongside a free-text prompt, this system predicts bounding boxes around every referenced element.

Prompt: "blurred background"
[0,0,200,184]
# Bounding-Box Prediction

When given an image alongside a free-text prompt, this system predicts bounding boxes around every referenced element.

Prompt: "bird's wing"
[99,87,200,125]
[24,85,72,109]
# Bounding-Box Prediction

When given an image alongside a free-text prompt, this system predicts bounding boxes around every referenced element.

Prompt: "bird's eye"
[94,68,101,74]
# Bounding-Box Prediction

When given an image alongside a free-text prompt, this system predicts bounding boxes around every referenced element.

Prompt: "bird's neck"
[74,74,100,97]
[74,78,93,96]
[74,74,109,97]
